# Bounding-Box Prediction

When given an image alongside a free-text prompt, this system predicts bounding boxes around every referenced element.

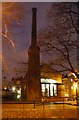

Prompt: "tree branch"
[68,10,79,34]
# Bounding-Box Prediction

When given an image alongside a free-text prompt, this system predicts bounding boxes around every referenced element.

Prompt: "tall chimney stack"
[27,8,41,101]
[31,8,37,46]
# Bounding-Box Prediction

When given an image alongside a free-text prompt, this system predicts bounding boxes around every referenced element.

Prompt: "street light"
[4,87,7,90]
[12,86,16,92]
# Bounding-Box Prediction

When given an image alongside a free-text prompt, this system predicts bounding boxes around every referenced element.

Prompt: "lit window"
[46,84,49,97]
[71,79,73,82]
[50,84,54,96]
[65,94,68,97]
[71,86,74,89]
[41,84,45,96]
[73,83,77,89]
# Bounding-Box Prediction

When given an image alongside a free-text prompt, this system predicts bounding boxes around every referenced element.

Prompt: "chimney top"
[32,7,37,11]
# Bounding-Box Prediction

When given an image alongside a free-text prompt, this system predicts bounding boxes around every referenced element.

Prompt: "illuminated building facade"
[40,64,64,98]
[62,71,79,100]
[10,64,63,101]
[11,77,26,100]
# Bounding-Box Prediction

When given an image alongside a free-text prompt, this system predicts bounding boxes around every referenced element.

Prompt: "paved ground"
[2,102,79,119]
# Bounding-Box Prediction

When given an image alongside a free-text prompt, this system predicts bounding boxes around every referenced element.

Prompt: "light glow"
[71,79,73,82]
[71,86,74,89]
[17,90,21,94]
[12,86,16,92]
[4,87,7,90]
[17,94,21,99]
[73,83,77,89]
[65,94,68,97]
[72,73,77,78]
[41,78,60,83]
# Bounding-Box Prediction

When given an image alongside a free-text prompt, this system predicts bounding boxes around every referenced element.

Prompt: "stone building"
[40,64,64,98]
[11,64,64,101]
[62,70,79,100]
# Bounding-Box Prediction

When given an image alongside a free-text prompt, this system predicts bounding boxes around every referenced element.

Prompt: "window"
[41,83,57,97]
[41,84,45,96]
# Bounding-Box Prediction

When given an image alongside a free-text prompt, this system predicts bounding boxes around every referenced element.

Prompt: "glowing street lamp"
[12,86,16,92]
[17,89,21,94]
[17,94,21,99]
[4,87,7,90]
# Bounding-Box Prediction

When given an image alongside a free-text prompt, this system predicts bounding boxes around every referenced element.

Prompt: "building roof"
[40,64,58,73]
[41,78,61,84]
[40,64,62,83]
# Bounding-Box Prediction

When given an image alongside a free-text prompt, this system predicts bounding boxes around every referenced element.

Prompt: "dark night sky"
[3,2,52,80]
[2,2,78,81]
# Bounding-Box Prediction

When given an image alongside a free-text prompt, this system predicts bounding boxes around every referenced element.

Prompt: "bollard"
[42,97,46,109]
[63,98,64,110]
[43,101,44,109]
[34,100,35,109]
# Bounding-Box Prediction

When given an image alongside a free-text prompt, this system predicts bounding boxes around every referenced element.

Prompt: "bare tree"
[2,2,25,48]
[2,2,26,73]
[14,62,28,77]
[38,2,79,79]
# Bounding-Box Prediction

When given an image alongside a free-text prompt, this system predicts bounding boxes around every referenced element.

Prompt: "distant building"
[2,79,12,99]
[11,64,64,101]
[12,76,26,100]
[62,70,79,100]
[2,79,11,90]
